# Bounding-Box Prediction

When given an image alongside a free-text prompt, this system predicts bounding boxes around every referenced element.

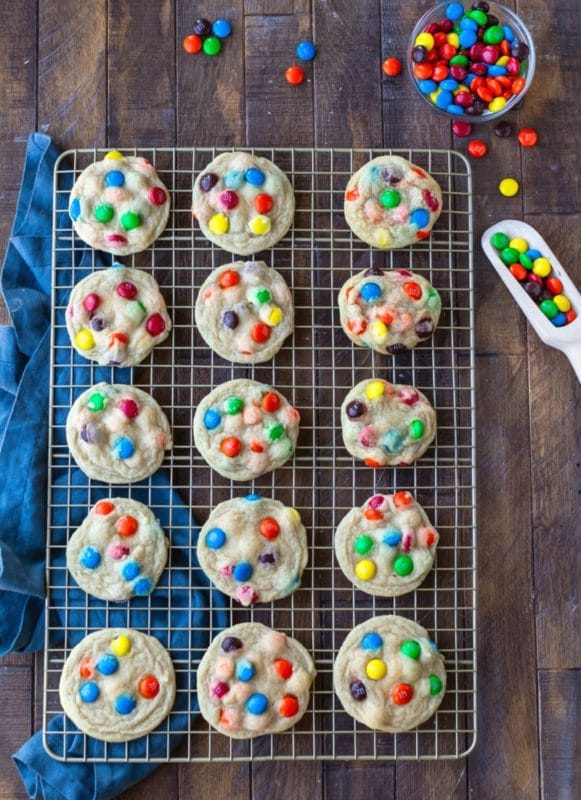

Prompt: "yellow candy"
[111,634,131,657]
[268,307,283,326]
[249,215,271,235]
[446,32,459,48]
[366,380,385,400]
[75,329,95,350]
[374,228,393,249]
[414,32,434,51]
[497,55,509,66]
[533,257,551,278]
[365,658,387,681]
[498,178,519,197]
[553,294,571,312]
[208,213,229,235]
[104,150,124,160]
[488,97,506,113]
[429,89,441,103]
[289,508,301,522]
[370,320,388,340]
[454,84,469,95]
[509,238,529,253]
[355,559,377,581]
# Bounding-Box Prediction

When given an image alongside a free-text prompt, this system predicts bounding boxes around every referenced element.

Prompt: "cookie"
[193,379,300,481]
[66,265,171,366]
[341,378,436,467]
[59,628,176,742]
[68,151,170,256]
[192,152,295,255]
[339,267,442,354]
[66,498,168,601]
[334,492,439,596]
[344,155,442,250]
[197,622,316,739]
[198,495,308,606]
[195,261,293,364]
[66,383,172,484]
[333,615,446,732]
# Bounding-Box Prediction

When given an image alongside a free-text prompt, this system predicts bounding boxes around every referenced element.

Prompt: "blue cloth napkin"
[2,134,228,799]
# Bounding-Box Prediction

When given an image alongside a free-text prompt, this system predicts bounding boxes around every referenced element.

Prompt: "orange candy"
[220,437,241,458]
[509,263,528,281]
[393,491,413,508]
[262,392,280,413]
[412,166,427,178]
[109,332,129,346]
[345,187,360,201]
[183,34,202,54]
[512,77,526,94]
[278,694,299,717]
[94,500,114,515]
[476,86,493,103]
[254,193,273,214]
[116,515,138,537]
[259,517,280,540]
[467,140,488,159]
[219,269,240,289]
[382,57,402,77]
[250,441,264,453]
[348,318,367,335]
[364,457,382,468]
[425,530,436,547]
[545,277,563,295]
[413,63,433,80]
[518,127,538,147]
[138,675,160,699]
[379,311,395,325]
[486,78,502,97]
[364,508,383,521]
[391,682,414,705]
[274,658,293,680]
[403,281,422,300]
[566,310,577,324]
[251,322,271,343]
[431,64,448,82]
[285,65,305,85]
[80,656,94,679]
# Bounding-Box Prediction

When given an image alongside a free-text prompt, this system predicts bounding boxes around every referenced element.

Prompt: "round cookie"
[198,495,308,606]
[66,383,172,484]
[344,155,442,250]
[68,151,170,256]
[334,492,439,596]
[66,498,168,601]
[339,267,442,354]
[59,628,176,742]
[192,152,295,255]
[66,265,171,366]
[333,615,446,732]
[195,261,293,364]
[341,378,436,467]
[193,379,300,481]
[197,622,316,738]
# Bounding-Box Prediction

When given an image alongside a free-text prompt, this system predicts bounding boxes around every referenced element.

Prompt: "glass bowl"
[407,1,535,123]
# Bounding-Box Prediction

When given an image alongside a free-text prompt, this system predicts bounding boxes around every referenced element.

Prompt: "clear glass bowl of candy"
[407,1,535,122]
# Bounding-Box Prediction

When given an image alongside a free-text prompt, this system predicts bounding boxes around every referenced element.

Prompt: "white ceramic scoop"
[481,220,581,383]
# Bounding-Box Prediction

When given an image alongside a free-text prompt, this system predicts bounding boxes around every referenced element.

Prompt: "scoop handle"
[564,344,581,383]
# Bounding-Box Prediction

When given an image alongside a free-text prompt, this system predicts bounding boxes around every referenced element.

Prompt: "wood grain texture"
[539,669,581,800]
[0,667,32,800]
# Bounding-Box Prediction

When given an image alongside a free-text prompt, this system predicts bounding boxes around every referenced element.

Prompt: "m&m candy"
[296,40,316,61]
[285,65,305,85]
[499,178,519,197]
[183,35,202,54]
[467,139,487,158]
[382,57,402,77]
[518,127,538,147]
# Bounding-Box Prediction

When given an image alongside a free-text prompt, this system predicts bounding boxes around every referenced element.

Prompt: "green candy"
[491,231,509,250]
[468,9,488,26]
[120,211,142,231]
[427,288,441,310]
[203,36,221,56]
[354,535,374,556]
[500,246,519,265]
[94,203,114,223]
[540,299,558,319]
[409,419,425,440]
[400,640,421,660]
[483,25,504,45]
[519,253,533,270]
[225,396,244,415]
[393,555,413,577]
[124,300,147,323]
[449,54,468,66]
[87,392,106,412]
[267,423,285,441]
[429,674,443,696]
[379,189,401,209]
[256,287,271,304]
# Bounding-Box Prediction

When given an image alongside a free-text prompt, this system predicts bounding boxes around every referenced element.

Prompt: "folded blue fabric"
[2,134,228,799]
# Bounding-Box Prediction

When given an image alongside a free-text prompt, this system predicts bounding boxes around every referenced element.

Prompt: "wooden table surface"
[0,2,579,798]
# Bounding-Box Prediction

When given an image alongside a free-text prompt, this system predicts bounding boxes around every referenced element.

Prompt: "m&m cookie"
[59,628,175,742]
[339,267,442,354]
[197,622,316,738]
[193,379,300,481]
[192,152,295,255]
[66,498,168,601]
[333,615,446,732]
[195,261,293,363]
[66,265,171,366]
[334,492,439,596]
[198,496,307,606]
[69,152,170,256]
[66,383,172,484]
[341,378,436,467]
[344,155,442,249]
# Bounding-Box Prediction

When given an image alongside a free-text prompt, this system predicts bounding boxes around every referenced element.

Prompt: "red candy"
[219,269,240,289]
[116,281,137,299]
[467,140,488,158]
[262,392,280,413]
[183,34,202,54]
[391,682,414,705]
[251,322,270,343]
[393,491,413,508]
[116,515,138,536]
[83,293,100,312]
[274,658,293,680]
[382,57,402,77]
[545,277,563,295]
[138,675,160,699]
[278,694,299,717]
[220,190,239,210]
[147,187,167,206]
[259,517,280,540]
[510,264,527,282]
[94,500,114,515]
[518,127,538,147]
[452,120,472,137]
[403,281,422,300]
[254,193,273,214]
[80,656,94,679]
[146,313,166,336]
[118,398,139,418]
[220,437,241,458]
[364,507,383,521]
[250,440,264,453]
[285,65,305,85]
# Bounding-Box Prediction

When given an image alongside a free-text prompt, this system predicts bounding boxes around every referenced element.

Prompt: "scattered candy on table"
[467,139,487,158]
[498,177,519,196]
[410,2,531,117]
[382,57,402,77]
[285,65,305,85]
[494,121,513,137]
[491,231,577,326]
[452,120,472,137]
[296,40,316,60]
[183,17,232,56]
[518,127,538,147]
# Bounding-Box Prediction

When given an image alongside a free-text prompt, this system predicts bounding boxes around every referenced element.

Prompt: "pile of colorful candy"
[490,232,577,326]
[285,40,317,85]
[410,1,531,117]
[183,17,232,56]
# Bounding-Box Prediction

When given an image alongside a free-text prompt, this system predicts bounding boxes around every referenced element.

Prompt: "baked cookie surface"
[59,628,176,742]
[344,155,442,250]
[66,265,171,366]
[66,498,168,601]
[66,383,172,484]
[192,152,295,255]
[69,152,170,256]
[195,261,293,363]
[333,615,446,732]
[341,378,436,467]
[334,492,439,596]
[197,622,316,738]
[198,495,308,606]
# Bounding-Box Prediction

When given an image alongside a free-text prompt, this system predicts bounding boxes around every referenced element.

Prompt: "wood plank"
[245,0,310,14]
[179,762,250,800]
[37,0,107,147]
[0,666,33,800]
[108,0,175,145]
[119,763,179,800]
[538,669,580,800]
[396,762,466,800]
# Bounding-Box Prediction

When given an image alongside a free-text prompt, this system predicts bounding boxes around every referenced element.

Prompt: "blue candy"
[121,561,140,580]
[69,197,81,221]
[245,493,262,501]
[80,546,101,570]
[360,282,382,302]
[418,79,438,94]
[233,562,253,581]
[224,170,244,189]
[383,530,402,547]
[502,25,515,42]
[246,693,268,715]
[133,577,153,596]
[79,681,100,703]
[361,632,383,650]
[526,248,542,261]
[235,659,255,682]
[296,40,316,61]
[446,104,465,115]
[96,654,119,675]
[465,73,476,86]
[111,261,123,268]
[459,30,478,48]
[206,527,227,549]
[552,312,567,327]
[435,90,454,109]
[212,18,232,38]
[203,409,221,430]
[460,17,478,32]
[112,436,134,460]
[245,167,265,186]
[488,65,507,76]
[382,429,404,453]
[104,170,125,188]
[115,694,137,715]
[410,208,430,228]
[446,2,464,20]
[440,78,459,92]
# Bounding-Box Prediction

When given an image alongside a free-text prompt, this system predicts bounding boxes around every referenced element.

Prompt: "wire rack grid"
[43,146,476,762]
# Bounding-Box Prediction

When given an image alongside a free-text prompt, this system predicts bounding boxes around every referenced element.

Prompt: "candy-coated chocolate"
[97,654,119,675]
[400,640,422,660]
[393,554,414,576]
[279,694,299,717]
[296,40,316,60]
[467,139,487,158]
[350,679,367,700]
[518,127,538,147]
[203,36,221,56]
[193,18,211,37]
[382,57,402,77]
[111,634,132,657]
[499,177,519,196]
[138,675,160,698]
[285,65,305,85]
[213,19,232,38]
[79,681,100,703]
[355,559,377,581]
[391,682,414,705]
[366,658,387,680]
[246,693,268,714]
[115,694,137,715]
[183,34,203,53]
